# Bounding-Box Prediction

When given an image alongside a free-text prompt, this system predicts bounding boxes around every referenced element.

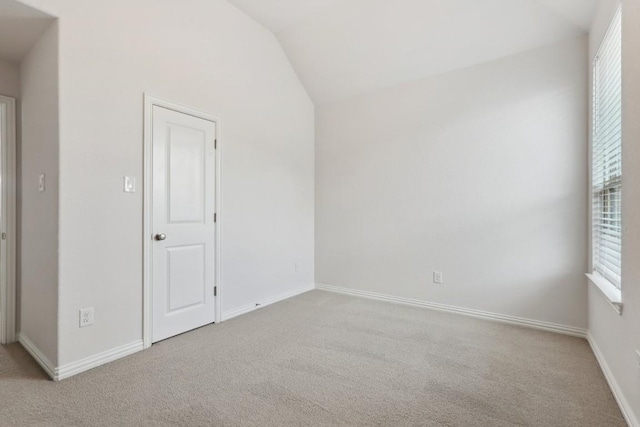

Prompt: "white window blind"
[592,7,622,289]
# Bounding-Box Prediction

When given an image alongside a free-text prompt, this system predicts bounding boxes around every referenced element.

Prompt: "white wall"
[19,0,314,368]
[316,36,588,329]
[0,58,19,98]
[588,0,640,424]
[18,21,59,365]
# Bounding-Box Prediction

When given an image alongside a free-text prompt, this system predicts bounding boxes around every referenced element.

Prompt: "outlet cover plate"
[80,308,94,327]
[433,271,443,284]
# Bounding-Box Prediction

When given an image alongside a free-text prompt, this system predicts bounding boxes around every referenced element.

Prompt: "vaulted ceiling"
[0,0,54,62]
[229,0,599,105]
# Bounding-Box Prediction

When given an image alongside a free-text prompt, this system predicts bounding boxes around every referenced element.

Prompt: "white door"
[152,105,216,343]
[0,95,16,345]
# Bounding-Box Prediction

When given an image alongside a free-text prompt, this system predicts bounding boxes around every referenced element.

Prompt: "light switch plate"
[38,174,45,192]
[123,176,136,193]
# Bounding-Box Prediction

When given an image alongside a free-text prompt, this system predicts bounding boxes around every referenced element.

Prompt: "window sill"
[586,273,623,315]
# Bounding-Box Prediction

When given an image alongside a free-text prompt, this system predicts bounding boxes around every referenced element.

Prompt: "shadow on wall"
[0,0,57,342]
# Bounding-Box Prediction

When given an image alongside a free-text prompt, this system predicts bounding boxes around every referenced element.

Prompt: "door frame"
[0,95,17,344]
[142,94,222,349]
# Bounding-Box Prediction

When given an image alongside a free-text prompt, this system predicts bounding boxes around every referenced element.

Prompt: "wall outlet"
[433,271,443,284]
[79,307,94,327]
[38,174,46,192]
[295,262,301,273]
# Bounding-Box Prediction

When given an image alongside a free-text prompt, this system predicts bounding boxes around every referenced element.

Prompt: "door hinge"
[214,213,217,223]
[1,233,6,240]
[214,286,217,297]
[215,139,217,149]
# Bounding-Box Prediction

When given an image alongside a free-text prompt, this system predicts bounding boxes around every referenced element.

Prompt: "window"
[592,7,622,290]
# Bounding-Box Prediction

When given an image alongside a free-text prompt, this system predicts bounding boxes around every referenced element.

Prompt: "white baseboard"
[316,284,587,338]
[18,333,57,380]
[56,340,144,381]
[587,332,639,427]
[18,333,143,381]
[221,283,315,321]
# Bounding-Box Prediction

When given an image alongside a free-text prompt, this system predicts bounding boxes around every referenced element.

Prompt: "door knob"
[155,233,167,241]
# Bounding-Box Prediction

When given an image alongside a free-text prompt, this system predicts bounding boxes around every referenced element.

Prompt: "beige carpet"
[0,290,626,426]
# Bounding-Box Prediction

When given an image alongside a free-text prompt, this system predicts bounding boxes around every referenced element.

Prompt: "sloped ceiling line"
[231,0,598,105]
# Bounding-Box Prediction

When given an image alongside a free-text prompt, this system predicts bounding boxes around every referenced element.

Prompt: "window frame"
[587,5,623,314]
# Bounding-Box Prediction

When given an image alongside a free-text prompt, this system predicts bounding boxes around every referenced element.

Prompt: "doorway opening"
[0,94,16,344]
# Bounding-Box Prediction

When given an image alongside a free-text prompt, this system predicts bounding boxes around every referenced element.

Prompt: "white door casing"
[143,96,221,346]
[0,95,16,345]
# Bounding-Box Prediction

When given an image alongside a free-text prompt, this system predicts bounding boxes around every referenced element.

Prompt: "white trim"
[19,333,144,381]
[593,4,623,63]
[316,284,587,338]
[56,340,144,381]
[143,94,223,349]
[587,332,639,427]
[0,95,16,344]
[586,273,623,314]
[221,284,315,321]
[18,333,56,380]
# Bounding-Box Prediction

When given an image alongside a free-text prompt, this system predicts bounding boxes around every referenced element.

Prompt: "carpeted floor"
[0,290,626,426]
